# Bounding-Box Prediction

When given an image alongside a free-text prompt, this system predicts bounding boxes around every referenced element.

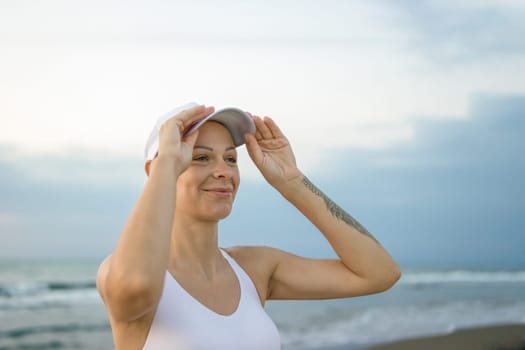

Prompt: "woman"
[96,103,401,350]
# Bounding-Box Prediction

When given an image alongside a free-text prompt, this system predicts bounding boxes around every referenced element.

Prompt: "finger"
[244,133,264,168]
[161,105,209,135]
[253,115,273,139]
[263,117,286,139]
[251,116,264,140]
[179,105,215,132]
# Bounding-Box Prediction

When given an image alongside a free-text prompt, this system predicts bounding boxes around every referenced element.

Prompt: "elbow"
[376,263,401,293]
[106,274,149,301]
[104,273,159,322]
[389,264,402,288]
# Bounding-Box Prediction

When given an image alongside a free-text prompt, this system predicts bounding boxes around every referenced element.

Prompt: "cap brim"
[183,107,255,147]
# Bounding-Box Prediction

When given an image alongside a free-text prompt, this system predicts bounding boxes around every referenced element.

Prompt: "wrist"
[275,170,304,199]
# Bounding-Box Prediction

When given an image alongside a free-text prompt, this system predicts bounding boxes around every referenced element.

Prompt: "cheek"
[175,182,189,203]
[233,170,240,189]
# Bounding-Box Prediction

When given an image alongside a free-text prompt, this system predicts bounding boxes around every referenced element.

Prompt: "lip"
[203,187,234,197]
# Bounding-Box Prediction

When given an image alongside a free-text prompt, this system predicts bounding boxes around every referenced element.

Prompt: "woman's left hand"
[245,115,302,189]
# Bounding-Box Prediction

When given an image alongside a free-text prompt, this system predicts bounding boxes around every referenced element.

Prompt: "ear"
[145,160,152,176]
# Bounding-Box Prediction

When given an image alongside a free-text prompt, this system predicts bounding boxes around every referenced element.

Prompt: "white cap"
[144,102,255,161]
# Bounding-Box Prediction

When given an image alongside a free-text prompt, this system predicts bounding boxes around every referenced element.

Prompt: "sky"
[1,0,524,267]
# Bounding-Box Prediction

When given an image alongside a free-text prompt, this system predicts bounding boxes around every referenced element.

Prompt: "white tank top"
[143,249,281,350]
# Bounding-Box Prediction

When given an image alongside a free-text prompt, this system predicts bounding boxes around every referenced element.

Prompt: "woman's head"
[174,121,241,221]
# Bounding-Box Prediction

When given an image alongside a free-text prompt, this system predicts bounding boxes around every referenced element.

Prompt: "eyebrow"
[194,145,236,152]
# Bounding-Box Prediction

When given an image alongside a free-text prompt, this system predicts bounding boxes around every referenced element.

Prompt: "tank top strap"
[219,248,261,303]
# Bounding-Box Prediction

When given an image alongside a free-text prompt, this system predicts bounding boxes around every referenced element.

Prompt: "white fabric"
[143,249,281,350]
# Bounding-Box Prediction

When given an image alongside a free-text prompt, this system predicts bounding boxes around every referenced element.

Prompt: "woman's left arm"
[244,116,401,300]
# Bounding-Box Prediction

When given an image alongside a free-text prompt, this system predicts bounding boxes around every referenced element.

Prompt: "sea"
[0,260,524,350]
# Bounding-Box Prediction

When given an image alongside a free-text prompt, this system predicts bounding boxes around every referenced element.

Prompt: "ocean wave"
[0,323,108,340]
[399,270,525,285]
[0,281,96,298]
[0,281,99,310]
[275,300,525,349]
[1,270,524,311]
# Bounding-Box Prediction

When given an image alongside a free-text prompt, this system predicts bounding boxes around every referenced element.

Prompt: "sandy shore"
[366,324,525,350]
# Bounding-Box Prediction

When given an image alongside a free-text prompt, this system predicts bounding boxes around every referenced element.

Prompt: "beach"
[366,324,525,350]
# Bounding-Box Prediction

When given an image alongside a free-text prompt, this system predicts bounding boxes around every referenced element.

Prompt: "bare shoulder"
[223,245,282,302]
[225,245,280,262]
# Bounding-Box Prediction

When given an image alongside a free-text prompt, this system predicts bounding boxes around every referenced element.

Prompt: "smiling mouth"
[204,189,233,196]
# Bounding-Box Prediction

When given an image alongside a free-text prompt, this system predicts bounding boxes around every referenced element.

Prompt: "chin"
[202,207,233,221]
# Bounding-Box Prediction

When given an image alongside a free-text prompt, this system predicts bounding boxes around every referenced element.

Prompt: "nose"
[212,159,235,179]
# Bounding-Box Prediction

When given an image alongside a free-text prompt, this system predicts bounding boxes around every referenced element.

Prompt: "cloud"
[1,2,524,264]
[0,0,394,44]
[384,0,525,62]
[318,94,525,267]
[2,0,524,164]
[0,148,144,259]
[0,95,523,268]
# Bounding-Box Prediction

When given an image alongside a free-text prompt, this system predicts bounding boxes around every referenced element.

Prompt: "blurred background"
[1,0,524,349]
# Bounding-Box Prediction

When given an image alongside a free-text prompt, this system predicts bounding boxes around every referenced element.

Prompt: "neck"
[170,216,222,280]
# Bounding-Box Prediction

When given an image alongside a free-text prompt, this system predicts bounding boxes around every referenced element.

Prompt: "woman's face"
[176,121,240,221]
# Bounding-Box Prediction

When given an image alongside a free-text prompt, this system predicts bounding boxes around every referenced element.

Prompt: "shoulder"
[224,245,282,270]
[223,245,282,301]
[224,245,277,256]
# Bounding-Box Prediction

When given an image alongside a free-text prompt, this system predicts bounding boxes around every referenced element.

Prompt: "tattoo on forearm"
[302,176,378,242]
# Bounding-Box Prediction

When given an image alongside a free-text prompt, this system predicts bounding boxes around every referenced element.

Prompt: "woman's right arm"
[96,105,214,322]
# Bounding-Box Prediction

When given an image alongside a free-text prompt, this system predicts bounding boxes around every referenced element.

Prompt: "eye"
[225,156,237,164]
[193,154,209,162]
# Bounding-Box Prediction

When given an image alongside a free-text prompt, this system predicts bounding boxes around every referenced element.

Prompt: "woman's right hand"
[155,104,215,174]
